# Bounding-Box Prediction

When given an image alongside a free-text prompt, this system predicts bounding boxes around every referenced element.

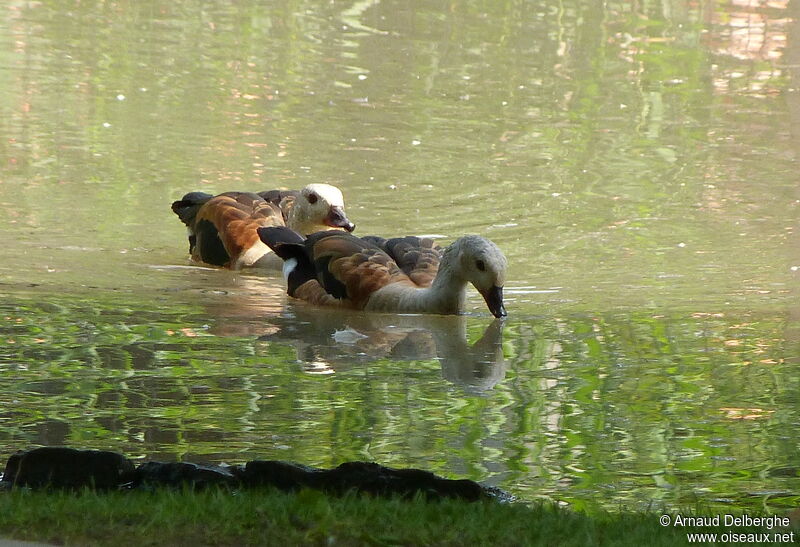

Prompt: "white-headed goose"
[257,227,508,317]
[257,183,354,237]
[171,184,355,269]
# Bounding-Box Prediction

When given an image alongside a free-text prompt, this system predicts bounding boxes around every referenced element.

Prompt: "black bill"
[325,206,355,232]
[481,285,506,318]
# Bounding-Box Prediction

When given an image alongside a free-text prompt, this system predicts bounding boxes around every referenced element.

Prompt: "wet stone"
[242,460,504,501]
[134,461,239,489]
[321,462,487,501]
[1,446,135,489]
[238,460,323,491]
[1,447,512,502]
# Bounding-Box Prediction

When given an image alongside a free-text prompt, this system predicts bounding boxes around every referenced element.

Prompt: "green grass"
[0,488,793,546]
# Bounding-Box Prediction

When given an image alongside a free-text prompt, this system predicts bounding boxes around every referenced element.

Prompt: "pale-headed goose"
[171,184,355,269]
[257,227,507,317]
[257,183,353,237]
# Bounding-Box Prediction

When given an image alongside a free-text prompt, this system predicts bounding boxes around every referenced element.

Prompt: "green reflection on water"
[1,290,797,512]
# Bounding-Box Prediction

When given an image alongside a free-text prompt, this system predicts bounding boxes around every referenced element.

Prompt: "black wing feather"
[257,226,318,296]
[195,219,230,265]
[171,192,214,227]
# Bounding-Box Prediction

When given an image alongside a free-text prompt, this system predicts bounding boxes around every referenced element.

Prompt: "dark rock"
[1,447,134,489]
[134,461,238,489]
[322,462,487,501]
[241,459,502,501]
[238,460,323,491]
[1,447,513,502]
[1,452,22,484]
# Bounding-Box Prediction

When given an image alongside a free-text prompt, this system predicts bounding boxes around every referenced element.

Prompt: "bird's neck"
[425,253,468,313]
[286,205,311,234]
[366,253,468,314]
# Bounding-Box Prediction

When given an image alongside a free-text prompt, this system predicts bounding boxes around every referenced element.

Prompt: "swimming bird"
[257,227,507,317]
[171,184,355,269]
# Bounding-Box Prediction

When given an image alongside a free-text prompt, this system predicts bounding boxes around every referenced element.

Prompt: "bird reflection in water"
[178,271,287,338]
[181,273,507,390]
[254,307,507,392]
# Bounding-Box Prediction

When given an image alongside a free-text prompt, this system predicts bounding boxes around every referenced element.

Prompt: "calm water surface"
[0,1,798,514]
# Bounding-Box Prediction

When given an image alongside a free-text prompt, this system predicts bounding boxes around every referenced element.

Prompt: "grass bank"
[0,488,793,546]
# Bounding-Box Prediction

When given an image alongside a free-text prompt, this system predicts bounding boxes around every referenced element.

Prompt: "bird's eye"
[307,192,318,204]
[476,259,486,271]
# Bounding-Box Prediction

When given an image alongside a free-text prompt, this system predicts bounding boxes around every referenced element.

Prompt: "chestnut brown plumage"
[171,184,354,269]
[259,227,507,318]
[360,235,441,288]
